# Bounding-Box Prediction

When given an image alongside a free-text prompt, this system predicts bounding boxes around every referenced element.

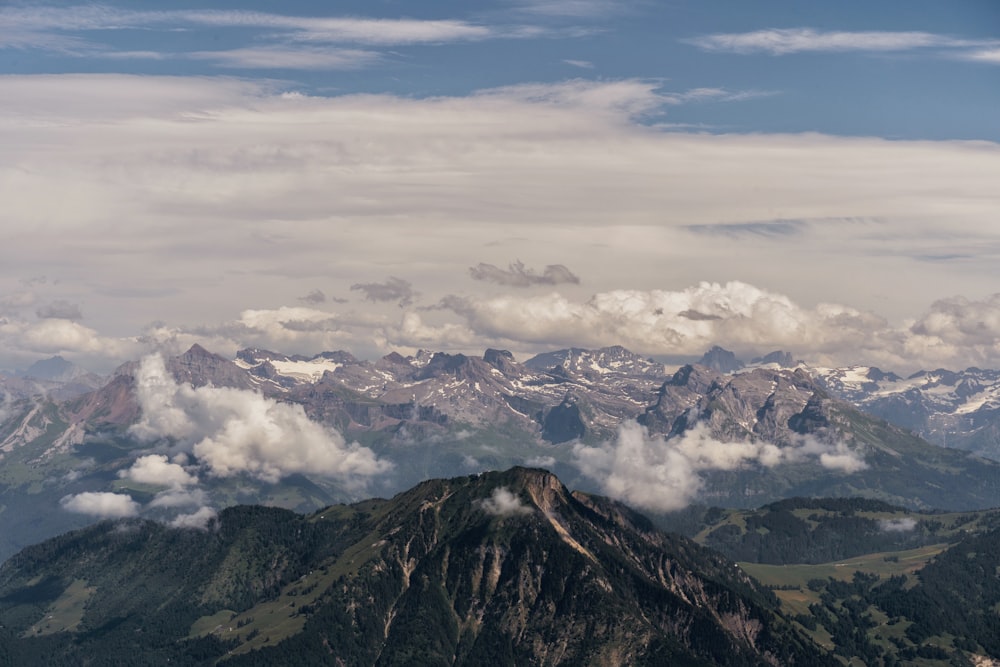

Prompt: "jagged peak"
[697,345,744,373]
[380,351,410,365]
[181,343,213,357]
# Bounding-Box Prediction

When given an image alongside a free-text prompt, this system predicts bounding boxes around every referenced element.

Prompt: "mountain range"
[4,343,1000,561]
[6,344,1000,663]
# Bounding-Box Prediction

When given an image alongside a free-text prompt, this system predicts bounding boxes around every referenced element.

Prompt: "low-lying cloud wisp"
[61,354,393,528]
[128,354,391,487]
[60,491,141,519]
[573,421,866,512]
[478,486,533,516]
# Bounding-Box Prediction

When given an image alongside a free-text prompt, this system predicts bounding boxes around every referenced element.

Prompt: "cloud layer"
[0,76,998,374]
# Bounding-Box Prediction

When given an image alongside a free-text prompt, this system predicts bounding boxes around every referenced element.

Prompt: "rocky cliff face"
[641,365,824,444]
[7,344,1000,566]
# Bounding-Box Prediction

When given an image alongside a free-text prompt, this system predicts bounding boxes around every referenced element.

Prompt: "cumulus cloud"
[910,294,1000,347]
[120,454,199,488]
[479,486,533,516]
[469,260,580,287]
[60,491,141,518]
[149,306,387,363]
[879,517,918,533]
[128,354,391,486]
[351,277,418,308]
[435,281,894,363]
[0,315,143,372]
[573,421,866,512]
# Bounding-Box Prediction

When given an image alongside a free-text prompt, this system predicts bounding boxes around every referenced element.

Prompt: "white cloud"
[128,354,391,486]
[687,28,972,55]
[121,454,199,488]
[903,295,1000,370]
[525,455,557,468]
[433,281,885,358]
[384,311,482,352]
[189,47,380,70]
[573,421,704,512]
[60,491,141,518]
[168,506,218,530]
[964,48,1000,64]
[514,0,620,18]
[572,421,866,512]
[659,87,774,105]
[0,6,500,47]
[479,486,533,516]
[148,487,210,509]
[879,517,917,532]
[0,76,998,372]
[0,315,142,370]
[475,78,668,118]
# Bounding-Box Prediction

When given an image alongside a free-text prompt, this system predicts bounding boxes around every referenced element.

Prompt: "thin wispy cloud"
[660,87,775,105]
[0,6,497,45]
[0,29,92,54]
[189,47,380,70]
[683,220,808,239]
[687,28,995,58]
[964,48,1000,64]
[0,4,558,70]
[513,0,622,18]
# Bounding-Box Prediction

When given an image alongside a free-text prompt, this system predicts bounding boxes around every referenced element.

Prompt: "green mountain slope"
[653,497,1000,565]
[0,468,833,666]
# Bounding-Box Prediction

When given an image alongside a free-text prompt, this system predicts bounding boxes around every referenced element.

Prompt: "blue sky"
[4,0,998,138]
[1,0,999,374]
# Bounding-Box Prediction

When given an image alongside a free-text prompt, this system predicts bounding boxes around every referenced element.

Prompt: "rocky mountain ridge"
[812,364,1000,458]
[5,343,1000,562]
